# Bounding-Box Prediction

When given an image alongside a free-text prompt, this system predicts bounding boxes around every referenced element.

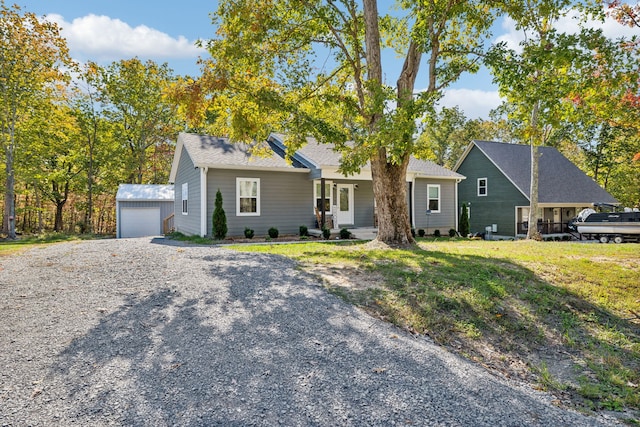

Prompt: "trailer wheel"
[599,235,609,244]
[613,235,624,244]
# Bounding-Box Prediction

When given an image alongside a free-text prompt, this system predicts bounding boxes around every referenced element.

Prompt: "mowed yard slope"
[233,239,639,422]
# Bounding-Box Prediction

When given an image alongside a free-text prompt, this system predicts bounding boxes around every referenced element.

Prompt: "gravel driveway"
[0,238,619,426]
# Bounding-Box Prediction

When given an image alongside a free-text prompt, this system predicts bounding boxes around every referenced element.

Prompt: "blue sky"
[18,1,636,120]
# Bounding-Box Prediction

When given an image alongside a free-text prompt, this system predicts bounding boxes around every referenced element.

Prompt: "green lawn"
[231,239,640,420]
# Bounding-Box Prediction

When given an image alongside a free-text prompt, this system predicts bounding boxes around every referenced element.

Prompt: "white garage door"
[120,208,161,238]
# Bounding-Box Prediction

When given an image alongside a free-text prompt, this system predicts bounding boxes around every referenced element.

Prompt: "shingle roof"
[408,157,464,179]
[270,133,463,179]
[116,184,174,201]
[472,140,618,204]
[179,133,299,170]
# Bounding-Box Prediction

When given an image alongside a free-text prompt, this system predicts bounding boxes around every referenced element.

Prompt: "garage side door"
[121,208,161,238]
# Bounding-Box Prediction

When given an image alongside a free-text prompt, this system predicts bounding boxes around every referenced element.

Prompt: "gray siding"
[173,146,201,235]
[413,179,457,233]
[457,146,529,236]
[206,169,312,237]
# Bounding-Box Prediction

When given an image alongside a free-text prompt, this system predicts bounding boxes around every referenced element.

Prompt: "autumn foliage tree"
[0,2,74,238]
[99,58,181,185]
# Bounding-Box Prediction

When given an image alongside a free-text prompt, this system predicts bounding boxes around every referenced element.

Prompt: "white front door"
[336,184,354,226]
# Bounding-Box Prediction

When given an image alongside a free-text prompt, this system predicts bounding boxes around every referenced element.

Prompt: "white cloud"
[439,89,502,120]
[45,13,205,61]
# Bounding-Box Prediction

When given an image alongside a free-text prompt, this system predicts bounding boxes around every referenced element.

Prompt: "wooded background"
[2,1,639,237]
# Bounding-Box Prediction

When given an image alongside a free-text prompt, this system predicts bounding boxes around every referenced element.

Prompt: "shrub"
[411,228,416,238]
[434,229,441,237]
[322,227,331,239]
[212,189,227,240]
[339,228,351,239]
[299,225,308,237]
[418,229,425,237]
[268,227,279,238]
[459,203,470,237]
[244,227,255,239]
[449,228,456,237]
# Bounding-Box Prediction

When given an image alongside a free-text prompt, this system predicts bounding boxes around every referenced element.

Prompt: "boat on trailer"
[568,206,640,243]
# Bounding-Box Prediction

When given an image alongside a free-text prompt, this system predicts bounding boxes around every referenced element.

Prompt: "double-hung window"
[427,184,441,213]
[477,178,488,196]
[237,178,260,216]
[181,183,188,215]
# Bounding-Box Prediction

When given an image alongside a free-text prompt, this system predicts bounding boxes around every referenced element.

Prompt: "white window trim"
[313,180,333,214]
[427,184,441,214]
[477,177,488,197]
[181,183,188,215]
[236,177,260,216]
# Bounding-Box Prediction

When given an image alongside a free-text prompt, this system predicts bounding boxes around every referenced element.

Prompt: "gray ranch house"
[454,140,618,238]
[168,132,465,238]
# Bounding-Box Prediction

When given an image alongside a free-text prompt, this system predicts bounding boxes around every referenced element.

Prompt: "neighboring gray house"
[168,132,464,237]
[116,184,175,238]
[454,140,618,237]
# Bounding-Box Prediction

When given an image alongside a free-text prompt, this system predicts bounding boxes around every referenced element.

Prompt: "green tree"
[486,0,604,240]
[415,107,468,168]
[100,58,180,184]
[212,189,227,240]
[190,0,497,246]
[0,2,73,238]
[21,94,83,232]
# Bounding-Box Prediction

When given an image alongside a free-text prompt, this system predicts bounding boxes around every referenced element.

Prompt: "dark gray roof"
[472,140,618,204]
[178,133,300,170]
[270,133,463,179]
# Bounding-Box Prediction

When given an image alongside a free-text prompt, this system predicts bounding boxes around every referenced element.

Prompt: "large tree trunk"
[371,150,413,246]
[363,0,417,246]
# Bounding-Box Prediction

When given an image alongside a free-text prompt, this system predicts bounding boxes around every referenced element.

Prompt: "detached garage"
[116,184,174,238]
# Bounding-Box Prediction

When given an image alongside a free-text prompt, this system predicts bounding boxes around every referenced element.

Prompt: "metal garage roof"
[116,184,175,202]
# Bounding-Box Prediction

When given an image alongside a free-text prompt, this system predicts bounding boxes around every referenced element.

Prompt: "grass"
[0,233,102,255]
[230,239,640,420]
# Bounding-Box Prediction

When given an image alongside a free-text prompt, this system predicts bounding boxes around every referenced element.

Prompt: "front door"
[336,184,354,227]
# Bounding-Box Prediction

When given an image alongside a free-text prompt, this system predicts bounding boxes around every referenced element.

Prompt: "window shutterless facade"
[477,178,487,196]
[181,183,188,215]
[314,180,332,213]
[427,184,441,213]
[237,178,260,216]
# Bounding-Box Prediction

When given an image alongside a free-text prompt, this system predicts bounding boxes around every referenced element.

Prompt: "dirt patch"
[306,264,387,291]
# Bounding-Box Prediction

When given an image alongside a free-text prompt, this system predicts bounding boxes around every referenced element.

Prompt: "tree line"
[2,1,639,242]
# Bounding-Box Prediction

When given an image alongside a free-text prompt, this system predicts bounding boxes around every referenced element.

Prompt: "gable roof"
[116,184,174,202]
[269,133,464,180]
[169,133,305,182]
[456,140,618,204]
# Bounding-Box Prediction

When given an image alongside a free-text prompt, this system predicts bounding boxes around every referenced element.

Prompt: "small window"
[314,180,332,213]
[477,178,487,197]
[237,178,260,216]
[427,184,441,213]
[181,183,188,215]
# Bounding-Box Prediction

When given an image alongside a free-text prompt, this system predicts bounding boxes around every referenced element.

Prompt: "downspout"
[200,167,208,237]
[455,179,460,232]
[410,178,415,228]
[320,177,326,227]
[116,200,120,238]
